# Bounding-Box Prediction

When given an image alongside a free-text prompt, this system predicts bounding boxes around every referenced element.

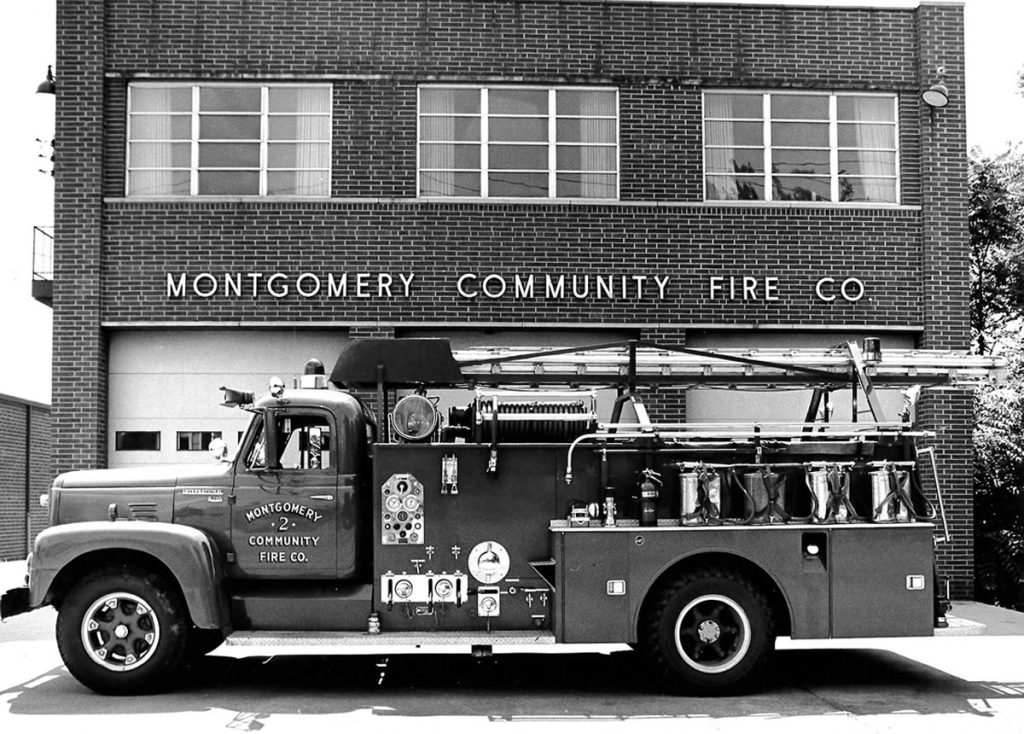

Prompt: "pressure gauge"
[394,579,414,600]
[403,494,421,512]
[467,541,510,584]
[385,495,403,513]
[434,578,454,600]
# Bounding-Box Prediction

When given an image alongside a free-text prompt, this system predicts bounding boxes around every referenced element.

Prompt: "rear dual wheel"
[56,566,191,695]
[640,569,774,694]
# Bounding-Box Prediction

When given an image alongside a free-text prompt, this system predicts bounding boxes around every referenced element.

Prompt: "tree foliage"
[969,148,1024,355]
[971,146,1024,609]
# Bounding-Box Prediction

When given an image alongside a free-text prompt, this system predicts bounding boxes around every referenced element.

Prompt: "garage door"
[108,329,348,467]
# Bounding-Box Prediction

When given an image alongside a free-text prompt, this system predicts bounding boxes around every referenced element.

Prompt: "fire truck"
[0,339,1002,695]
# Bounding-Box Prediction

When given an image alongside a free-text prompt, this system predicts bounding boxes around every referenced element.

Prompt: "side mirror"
[208,437,230,463]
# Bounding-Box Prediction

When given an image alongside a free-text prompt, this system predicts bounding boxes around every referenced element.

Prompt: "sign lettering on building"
[165,272,867,303]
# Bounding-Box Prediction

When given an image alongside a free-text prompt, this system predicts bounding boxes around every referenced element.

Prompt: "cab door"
[230,409,338,579]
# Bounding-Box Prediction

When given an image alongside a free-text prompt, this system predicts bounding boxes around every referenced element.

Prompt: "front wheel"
[640,568,774,694]
[56,566,191,694]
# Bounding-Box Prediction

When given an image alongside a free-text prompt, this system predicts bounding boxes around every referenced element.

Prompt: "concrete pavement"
[3,558,1024,733]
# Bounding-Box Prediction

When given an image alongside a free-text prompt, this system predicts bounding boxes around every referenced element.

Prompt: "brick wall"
[917,389,974,599]
[101,203,923,326]
[0,397,52,561]
[55,0,107,475]
[54,1,978,593]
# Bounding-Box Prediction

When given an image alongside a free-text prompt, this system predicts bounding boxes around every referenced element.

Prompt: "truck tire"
[56,566,191,695]
[640,568,773,694]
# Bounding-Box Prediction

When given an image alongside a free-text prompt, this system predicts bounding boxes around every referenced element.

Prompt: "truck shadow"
[1,648,1009,719]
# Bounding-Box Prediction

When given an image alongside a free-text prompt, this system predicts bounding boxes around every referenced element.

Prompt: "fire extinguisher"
[639,468,663,527]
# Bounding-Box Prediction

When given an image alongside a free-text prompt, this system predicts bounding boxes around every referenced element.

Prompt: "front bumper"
[1,586,31,620]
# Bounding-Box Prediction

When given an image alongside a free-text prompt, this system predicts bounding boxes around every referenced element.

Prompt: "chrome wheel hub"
[674,593,752,674]
[80,592,160,672]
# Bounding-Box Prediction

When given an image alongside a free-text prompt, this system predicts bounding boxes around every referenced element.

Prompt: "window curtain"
[848,97,892,202]
[294,86,328,196]
[704,95,739,200]
[132,86,176,195]
[579,92,607,198]
[421,89,458,196]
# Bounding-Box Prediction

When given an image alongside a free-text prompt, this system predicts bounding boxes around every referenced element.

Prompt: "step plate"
[225,630,557,648]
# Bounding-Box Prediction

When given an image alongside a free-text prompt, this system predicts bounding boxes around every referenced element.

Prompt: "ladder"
[453,340,1003,390]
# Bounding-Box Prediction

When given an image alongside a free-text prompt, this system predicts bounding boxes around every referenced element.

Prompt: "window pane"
[705,147,764,174]
[771,122,828,147]
[490,117,548,142]
[557,145,616,171]
[838,123,896,149]
[704,94,763,120]
[200,115,261,140]
[556,118,615,144]
[269,115,331,140]
[268,86,330,113]
[421,88,480,114]
[556,90,616,117]
[489,144,547,170]
[268,170,330,196]
[268,143,329,169]
[772,148,830,175]
[115,431,161,451]
[129,115,191,140]
[556,173,616,198]
[772,176,831,202]
[420,143,480,169]
[838,150,897,176]
[200,86,261,112]
[129,142,191,168]
[837,95,895,122]
[489,172,548,196]
[420,116,480,142]
[771,94,829,120]
[705,175,765,201]
[489,89,547,115]
[198,170,260,195]
[199,143,260,168]
[420,171,481,196]
[839,177,898,203]
[128,170,190,196]
[705,121,763,147]
[131,86,192,113]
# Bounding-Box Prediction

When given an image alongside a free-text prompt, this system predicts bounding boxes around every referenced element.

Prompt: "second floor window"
[127,83,331,197]
[418,86,618,199]
[703,91,899,204]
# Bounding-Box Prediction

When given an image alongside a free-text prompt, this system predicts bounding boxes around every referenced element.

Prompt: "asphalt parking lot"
[3,560,1024,734]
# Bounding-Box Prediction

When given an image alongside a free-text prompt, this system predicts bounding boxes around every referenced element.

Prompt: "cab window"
[246,412,333,471]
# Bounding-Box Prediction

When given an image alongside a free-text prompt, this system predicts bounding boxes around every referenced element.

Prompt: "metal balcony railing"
[32,226,53,306]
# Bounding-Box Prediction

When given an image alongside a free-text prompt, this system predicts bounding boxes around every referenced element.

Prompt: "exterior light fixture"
[922,65,948,108]
[36,65,56,95]
[922,82,949,108]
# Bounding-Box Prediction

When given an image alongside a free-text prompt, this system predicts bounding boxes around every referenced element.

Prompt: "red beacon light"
[298,358,328,389]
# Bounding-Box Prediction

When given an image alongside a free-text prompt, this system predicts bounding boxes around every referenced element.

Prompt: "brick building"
[48,0,976,593]
[0,394,50,560]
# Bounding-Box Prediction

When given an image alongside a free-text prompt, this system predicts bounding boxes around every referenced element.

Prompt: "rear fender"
[31,521,228,630]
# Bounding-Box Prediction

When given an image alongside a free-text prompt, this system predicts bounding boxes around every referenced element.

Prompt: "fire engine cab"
[0,339,1002,695]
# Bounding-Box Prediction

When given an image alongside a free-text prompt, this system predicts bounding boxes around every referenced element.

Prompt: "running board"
[225,630,557,648]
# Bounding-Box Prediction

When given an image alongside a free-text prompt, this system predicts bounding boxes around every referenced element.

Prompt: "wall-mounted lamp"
[922,65,948,108]
[36,65,56,95]
[922,82,949,108]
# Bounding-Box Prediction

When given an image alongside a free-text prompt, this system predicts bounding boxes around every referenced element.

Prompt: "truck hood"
[55,463,233,490]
